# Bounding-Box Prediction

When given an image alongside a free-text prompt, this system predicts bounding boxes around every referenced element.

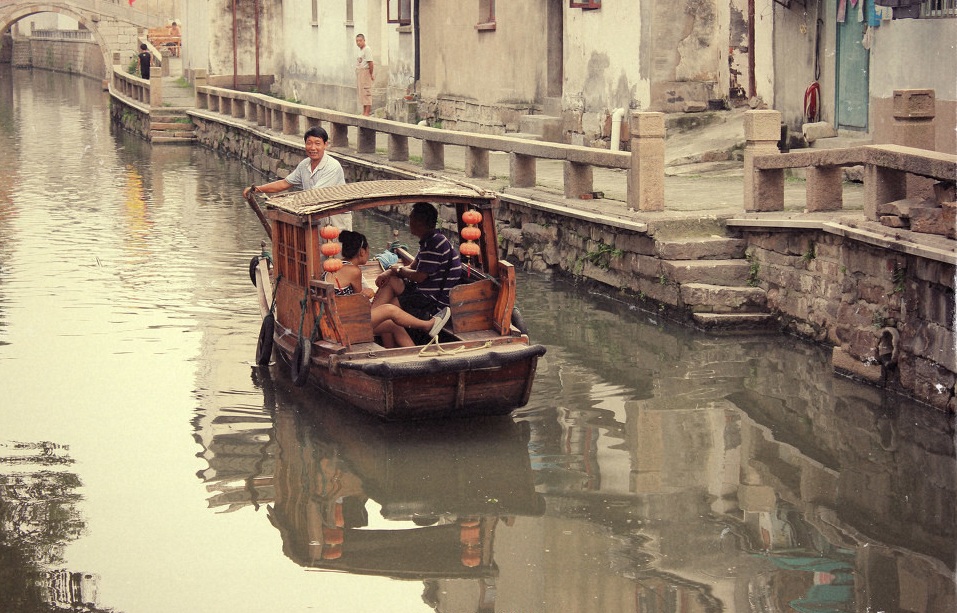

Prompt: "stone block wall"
[14,39,106,80]
[744,228,956,411]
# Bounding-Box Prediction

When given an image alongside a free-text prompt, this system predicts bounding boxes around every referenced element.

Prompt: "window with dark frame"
[477,0,496,28]
[388,0,412,25]
[570,0,601,9]
[277,223,308,287]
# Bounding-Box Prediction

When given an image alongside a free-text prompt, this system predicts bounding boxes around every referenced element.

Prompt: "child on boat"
[327,231,450,347]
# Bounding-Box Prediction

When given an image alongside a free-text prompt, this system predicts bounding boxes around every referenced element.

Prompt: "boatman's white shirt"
[285,153,352,230]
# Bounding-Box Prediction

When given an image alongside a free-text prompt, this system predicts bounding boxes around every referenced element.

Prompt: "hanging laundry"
[862,25,874,50]
[838,0,847,22]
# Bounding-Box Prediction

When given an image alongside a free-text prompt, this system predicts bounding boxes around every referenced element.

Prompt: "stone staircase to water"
[654,235,775,332]
[148,60,196,144]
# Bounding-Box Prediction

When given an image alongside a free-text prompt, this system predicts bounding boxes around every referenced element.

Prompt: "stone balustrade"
[194,84,673,210]
[111,66,161,107]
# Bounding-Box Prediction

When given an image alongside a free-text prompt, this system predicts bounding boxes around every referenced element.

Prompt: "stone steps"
[655,235,773,328]
[148,111,196,144]
[518,114,563,143]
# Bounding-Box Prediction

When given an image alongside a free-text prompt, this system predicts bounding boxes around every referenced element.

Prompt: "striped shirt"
[411,230,461,306]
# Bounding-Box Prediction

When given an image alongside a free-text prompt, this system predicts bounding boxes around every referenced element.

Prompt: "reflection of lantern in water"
[459,517,482,568]
[459,210,483,259]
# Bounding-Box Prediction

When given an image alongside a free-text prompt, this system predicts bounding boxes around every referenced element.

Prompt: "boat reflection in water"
[230,369,545,587]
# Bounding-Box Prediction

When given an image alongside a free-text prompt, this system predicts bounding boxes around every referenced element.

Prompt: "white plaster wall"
[868,17,957,100]
[181,0,209,77]
[753,0,774,105]
[564,4,646,113]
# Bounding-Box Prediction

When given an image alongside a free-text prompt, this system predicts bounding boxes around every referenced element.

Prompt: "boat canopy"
[263,179,492,218]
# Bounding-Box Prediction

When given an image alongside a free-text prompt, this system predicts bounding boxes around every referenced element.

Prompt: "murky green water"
[0,67,953,613]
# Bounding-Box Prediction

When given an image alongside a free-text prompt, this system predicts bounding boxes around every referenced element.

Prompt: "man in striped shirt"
[373,202,461,320]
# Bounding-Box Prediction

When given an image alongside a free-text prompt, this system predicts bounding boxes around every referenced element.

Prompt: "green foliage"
[801,242,816,263]
[580,242,623,271]
[892,262,906,294]
[746,250,760,287]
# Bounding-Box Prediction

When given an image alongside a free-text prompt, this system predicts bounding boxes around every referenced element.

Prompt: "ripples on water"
[0,68,954,613]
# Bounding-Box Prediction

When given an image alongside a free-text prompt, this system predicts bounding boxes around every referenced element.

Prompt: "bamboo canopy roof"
[263,179,492,217]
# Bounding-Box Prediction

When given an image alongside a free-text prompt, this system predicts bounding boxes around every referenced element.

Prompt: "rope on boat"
[417,336,492,357]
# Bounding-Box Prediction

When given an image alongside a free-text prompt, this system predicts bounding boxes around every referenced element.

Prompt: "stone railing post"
[893,89,936,198]
[148,75,162,107]
[509,153,536,188]
[627,112,665,212]
[422,140,445,170]
[564,162,593,199]
[743,110,784,212]
[330,123,349,148]
[357,126,377,154]
[466,147,489,179]
[805,166,844,212]
[388,134,409,161]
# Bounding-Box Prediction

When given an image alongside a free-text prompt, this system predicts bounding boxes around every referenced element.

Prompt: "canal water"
[0,67,954,613]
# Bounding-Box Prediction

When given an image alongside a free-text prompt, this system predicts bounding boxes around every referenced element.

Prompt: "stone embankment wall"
[10,37,106,80]
[743,229,955,412]
[178,110,954,411]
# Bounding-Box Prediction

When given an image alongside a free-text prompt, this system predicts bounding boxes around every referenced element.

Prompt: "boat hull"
[273,332,545,420]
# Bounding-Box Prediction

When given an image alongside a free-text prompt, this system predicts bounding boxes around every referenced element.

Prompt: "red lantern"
[320,225,340,240]
[459,241,480,257]
[460,226,482,241]
[320,242,342,257]
[462,209,483,225]
[323,258,343,272]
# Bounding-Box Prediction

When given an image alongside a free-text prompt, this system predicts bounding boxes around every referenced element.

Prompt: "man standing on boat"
[372,202,461,323]
[243,126,352,230]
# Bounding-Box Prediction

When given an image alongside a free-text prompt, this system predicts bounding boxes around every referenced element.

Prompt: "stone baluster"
[509,153,536,188]
[564,162,593,199]
[422,140,445,170]
[743,110,784,212]
[388,134,409,161]
[627,112,665,212]
[357,126,376,154]
[805,165,844,212]
[330,123,349,148]
[466,147,489,179]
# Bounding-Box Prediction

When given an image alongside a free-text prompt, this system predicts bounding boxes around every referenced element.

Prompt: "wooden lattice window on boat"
[276,222,308,286]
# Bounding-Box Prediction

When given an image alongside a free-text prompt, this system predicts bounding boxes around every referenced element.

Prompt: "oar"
[245,190,272,239]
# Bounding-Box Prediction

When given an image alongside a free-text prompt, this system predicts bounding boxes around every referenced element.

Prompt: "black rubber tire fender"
[255,313,275,366]
[511,306,529,336]
[249,255,260,286]
[290,336,311,387]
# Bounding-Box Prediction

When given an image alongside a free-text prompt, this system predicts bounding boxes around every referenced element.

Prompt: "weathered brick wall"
[744,229,955,411]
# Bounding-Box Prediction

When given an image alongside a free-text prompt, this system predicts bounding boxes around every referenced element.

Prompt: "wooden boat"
[247,179,546,420]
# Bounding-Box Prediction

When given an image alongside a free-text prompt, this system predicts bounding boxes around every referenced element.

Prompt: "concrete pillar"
[893,89,936,198]
[388,134,409,161]
[626,112,665,212]
[357,127,376,154]
[305,117,321,130]
[743,110,784,212]
[422,140,445,170]
[466,147,489,179]
[232,98,245,120]
[257,103,267,127]
[330,123,349,148]
[509,153,536,188]
[805,166,844,212]
[563,161,593,199]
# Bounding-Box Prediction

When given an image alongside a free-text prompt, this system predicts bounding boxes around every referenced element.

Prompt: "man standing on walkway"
[243,126,352,230]
[137,44,151,80]
[355,34,374,116]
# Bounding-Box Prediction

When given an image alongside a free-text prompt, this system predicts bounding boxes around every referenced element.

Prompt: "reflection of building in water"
[516,325,955,612]
[0,441,110,612]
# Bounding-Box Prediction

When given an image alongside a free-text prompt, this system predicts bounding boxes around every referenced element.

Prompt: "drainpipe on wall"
[748,0,756,99]
[610,108,625,151]
[254,0,260,91]
[232,0,238,89]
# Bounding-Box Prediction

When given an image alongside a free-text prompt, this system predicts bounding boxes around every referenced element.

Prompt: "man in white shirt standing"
[355,34,374,116]
[243,126,352,230]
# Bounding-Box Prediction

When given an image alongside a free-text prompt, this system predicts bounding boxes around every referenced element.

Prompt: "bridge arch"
[0,1,154,80]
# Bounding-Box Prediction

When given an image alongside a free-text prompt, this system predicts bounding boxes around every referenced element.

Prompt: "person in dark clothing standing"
[137,44,151,79]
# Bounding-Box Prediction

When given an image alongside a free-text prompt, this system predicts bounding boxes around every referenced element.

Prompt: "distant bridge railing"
[31,29,92,41]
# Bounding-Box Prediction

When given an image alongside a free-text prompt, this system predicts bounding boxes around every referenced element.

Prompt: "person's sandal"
[429,307,452,338]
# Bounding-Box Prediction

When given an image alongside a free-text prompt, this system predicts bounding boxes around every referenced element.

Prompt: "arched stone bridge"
[0,0,166,77]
